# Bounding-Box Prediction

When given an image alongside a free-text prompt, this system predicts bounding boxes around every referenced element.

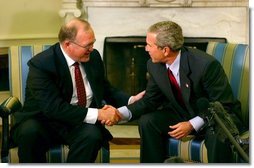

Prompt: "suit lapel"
[155,63,190,119]
[82,62,102,107]
[82,62,95,93]
[156,64,176,101]
[179,49,195,117]
[179,51,191,104]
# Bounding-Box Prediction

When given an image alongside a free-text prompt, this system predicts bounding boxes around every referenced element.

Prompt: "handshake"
[98,105,122,126]
[97,90,145,126]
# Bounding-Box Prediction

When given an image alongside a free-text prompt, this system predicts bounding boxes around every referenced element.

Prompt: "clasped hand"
[98,105,122,126]
[97,90,145,126]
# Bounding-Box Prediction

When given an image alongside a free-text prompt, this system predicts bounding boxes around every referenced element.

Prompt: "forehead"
[146,32,157,44]
[76,29,95,42]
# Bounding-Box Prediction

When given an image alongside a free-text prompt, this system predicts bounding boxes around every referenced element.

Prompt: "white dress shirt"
[60,45,98,124]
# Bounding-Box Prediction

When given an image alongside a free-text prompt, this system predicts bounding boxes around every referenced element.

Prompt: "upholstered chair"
[0,45,110,163]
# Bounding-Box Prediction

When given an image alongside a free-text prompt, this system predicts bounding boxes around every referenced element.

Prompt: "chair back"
[9,45,52,103]
[206,42,249,128]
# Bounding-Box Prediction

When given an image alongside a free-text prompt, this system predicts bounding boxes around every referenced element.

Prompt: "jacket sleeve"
[127,61,166,120]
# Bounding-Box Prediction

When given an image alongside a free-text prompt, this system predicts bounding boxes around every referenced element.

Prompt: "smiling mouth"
[84,52,91,56]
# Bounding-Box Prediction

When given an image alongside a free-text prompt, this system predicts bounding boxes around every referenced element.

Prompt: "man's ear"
[64,41,70,47]
[163,46,171,56]
[63,41,73,51]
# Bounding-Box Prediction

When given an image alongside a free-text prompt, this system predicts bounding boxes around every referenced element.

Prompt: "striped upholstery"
[206,42,249,126]
[167,42,249,163]
[0,96,22,114]
[0,96,22,163]
[9,45,52,103]
[5,44,109,163]
[167,136,208,163]
[9,143,108,163]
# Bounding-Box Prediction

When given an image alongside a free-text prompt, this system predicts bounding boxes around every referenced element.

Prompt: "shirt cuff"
[189,116,205,132]
[84,108,98,124]
[117,106,132,124]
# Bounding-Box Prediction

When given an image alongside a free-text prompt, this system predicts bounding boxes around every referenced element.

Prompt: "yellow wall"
[0,0,62,102]
[0,0,62,42]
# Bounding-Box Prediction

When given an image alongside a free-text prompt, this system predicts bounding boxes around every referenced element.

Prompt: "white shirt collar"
[60,44,76,67]
[166,51,181,77]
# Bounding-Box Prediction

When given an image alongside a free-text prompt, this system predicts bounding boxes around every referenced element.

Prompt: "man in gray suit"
[117,21,245,163]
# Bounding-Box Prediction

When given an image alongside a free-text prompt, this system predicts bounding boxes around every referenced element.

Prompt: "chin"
[81,56,90,62]
[151,59,158,63]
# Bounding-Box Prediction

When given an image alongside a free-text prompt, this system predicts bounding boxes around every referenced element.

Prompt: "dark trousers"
[12,118,104,163]
[138,110,233,163]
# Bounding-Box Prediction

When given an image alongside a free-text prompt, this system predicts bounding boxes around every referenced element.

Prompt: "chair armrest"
[0,96,22,162]
[0,96,22,117]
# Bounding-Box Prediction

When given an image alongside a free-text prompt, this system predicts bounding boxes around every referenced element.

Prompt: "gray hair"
[148,21,184,51]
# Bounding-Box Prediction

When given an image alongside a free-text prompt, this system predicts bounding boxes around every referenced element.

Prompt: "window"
[0,48,9,91]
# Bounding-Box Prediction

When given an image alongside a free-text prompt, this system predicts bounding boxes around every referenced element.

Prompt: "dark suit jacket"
[13,43,129,136]
[127,46,243,130]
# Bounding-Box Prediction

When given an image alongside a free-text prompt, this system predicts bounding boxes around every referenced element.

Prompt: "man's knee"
[70,125,103,147]
[86,127,103,143]
[13,119,47,144]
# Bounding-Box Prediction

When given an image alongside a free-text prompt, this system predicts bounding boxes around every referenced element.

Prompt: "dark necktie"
[167,68,185,107]
[73,62,86,107]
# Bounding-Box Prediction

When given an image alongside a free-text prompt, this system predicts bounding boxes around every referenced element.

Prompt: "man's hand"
[98,105,122,126]
[129,90,145,104]
[168,121,194,139]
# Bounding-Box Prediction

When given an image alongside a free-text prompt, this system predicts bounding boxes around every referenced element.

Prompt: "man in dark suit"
[11,18,144,163]
[117,21,244,163]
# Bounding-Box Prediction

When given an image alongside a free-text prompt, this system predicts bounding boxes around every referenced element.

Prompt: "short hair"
[148,21,184,51]
[58,18,91,43]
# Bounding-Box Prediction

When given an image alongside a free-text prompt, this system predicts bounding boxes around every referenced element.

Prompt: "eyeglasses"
[70,40,95,50]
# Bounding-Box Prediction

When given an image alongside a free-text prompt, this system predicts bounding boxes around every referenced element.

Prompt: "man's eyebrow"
[146,42,152,46]
[86,39,96,45]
